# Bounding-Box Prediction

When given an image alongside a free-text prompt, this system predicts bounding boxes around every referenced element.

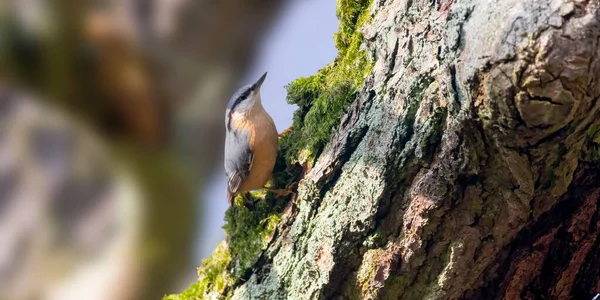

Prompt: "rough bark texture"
[175,0,600,299]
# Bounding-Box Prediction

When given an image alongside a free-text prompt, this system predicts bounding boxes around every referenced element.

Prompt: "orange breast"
[231,103,278,192]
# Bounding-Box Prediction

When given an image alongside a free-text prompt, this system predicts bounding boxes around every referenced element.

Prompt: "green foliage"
[163,283,200,300]
[285,80,356,162]
[163,242,233,300]
[335,0,373,58]
[282,0,373,165]
[223,195,285,278]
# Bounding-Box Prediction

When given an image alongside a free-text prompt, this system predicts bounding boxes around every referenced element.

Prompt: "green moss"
[282,0,373,165]
[585,123,600,161]
[588,143,600,161]
[588,123,600,143]
[380,271,416,299]
[379,244,451,300]
[196,242,234,296]
[163,241,233,300]
[340,272,363,300]
[223,197,285,278]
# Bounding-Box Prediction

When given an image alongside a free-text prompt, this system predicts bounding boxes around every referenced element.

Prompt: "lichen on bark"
[164,242,233,300]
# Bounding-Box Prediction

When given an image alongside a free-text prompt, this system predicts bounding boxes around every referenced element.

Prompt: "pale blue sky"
[195,0,339,263]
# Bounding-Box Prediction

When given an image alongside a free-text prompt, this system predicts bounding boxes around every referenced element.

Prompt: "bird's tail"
[227,191,234,206]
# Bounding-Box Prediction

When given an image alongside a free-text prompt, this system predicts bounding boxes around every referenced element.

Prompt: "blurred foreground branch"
[0,0,284,299]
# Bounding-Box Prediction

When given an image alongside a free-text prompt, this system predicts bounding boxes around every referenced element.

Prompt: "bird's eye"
[242,90,251,99]
[238,91,253,105]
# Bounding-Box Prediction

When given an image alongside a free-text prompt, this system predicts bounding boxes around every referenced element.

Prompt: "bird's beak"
[254,72,268,90]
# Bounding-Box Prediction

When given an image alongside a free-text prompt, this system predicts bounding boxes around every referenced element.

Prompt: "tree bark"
[179,0,600,299]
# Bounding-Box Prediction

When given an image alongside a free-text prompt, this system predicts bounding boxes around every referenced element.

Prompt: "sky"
[195,0,339,264]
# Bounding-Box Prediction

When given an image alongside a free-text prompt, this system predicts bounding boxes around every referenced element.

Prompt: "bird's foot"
[269,182,297,198]
[271,189,293,197]
[278,126,293,138]
[242,193,258,207]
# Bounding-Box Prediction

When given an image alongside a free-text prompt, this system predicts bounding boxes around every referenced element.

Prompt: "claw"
[278,126,293,138]
[242,193,256,207]
[270,181,297,198]
[271,189,293,197]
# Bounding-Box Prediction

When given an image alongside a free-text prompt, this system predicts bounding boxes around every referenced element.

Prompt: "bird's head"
[226,72,267,119]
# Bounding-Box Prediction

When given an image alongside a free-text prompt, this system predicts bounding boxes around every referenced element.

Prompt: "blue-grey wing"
[224,129,253,195]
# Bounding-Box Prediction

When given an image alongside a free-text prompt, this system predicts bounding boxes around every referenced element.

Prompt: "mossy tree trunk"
[172,0,600,299]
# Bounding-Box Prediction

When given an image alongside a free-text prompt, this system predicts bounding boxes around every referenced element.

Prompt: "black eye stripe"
[241,89,251,100]
[227,83,254,115]
[233,89,252,108]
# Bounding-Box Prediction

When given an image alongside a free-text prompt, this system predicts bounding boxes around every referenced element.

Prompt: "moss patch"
[379,244,451,300]
[163,241,233,300]
[223,195,285,278]
[282,0,373,166]
[584,123,600,161]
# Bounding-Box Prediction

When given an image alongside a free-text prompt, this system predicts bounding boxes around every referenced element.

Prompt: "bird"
[224,72,282,205]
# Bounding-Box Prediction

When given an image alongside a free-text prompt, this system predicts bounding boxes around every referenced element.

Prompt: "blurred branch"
[0,0,286,299]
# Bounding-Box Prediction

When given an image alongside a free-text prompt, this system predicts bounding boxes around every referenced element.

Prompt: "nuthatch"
[224,72,279,205]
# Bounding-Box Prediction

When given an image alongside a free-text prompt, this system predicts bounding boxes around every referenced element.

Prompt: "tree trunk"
[172,0,600,299]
